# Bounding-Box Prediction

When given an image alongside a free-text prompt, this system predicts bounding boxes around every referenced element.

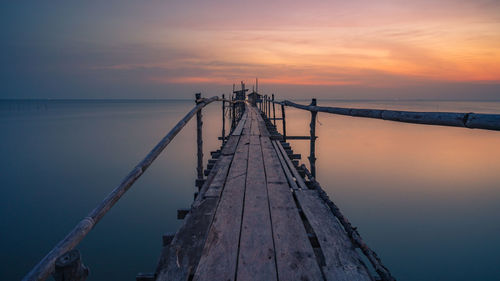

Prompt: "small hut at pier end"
[247,78,262,106]
[248,90,262,106]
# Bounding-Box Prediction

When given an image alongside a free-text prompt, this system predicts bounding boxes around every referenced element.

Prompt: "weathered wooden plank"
[260,136,324,281]
[232,110,248,136]
[155,116,246,280]
[203,154,233,198]
[155,151,237,280]
[237,134,277,281]
[221,135,240,155]
[271,141,299,190]
[274,140,308,190]
[241,108,253,136]
[192,129,250,281]
[250,109,261,136]
[253,107,271,137]
[296,189,373,281]
[155,195,220,280]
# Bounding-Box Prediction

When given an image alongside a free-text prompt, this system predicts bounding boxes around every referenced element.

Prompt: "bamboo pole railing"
[269,99,500,131]
[23,95,231,281]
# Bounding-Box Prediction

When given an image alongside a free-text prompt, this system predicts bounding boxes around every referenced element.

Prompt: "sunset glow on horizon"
[133,0,500,87]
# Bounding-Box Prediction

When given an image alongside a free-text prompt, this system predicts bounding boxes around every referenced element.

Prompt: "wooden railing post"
[263,95,266,114]
[268,96,271,119]
[266,96,269,118]
[262,95,265,114]
[52,249,88,281]
[272,94,276,126]
[266,95,269,116]
[263,95,266,115]
[221,94,225,144]
[281,104,287,142]
[231,94,236,130]
[309,98,317,178]
[195,93,204,189]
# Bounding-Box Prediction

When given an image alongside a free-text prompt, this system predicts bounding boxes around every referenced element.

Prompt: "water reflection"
[281,100,500,281]
[1,99,499,281]
[0,99,225,280]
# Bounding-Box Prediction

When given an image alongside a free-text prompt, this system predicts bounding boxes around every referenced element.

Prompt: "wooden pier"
[24,85,500,281]
[154,104,374,281]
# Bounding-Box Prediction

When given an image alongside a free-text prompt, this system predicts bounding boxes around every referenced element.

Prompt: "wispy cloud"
[3,0,500,98]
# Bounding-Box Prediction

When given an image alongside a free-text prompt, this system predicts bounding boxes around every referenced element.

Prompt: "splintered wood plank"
[155,136,241,280]
[295,190,373,281]
[193,129,250,281]
[274,140,308,189]
[271,141,299,190]
[261,136,324,281]
[155,196,219,281]
[249,108,261,136]
[237,135,277,281]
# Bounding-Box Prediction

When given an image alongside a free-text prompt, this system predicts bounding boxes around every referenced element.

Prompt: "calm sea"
[1,99,499,281]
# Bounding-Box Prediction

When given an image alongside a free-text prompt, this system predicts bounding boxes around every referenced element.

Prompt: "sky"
[1,0,500,99]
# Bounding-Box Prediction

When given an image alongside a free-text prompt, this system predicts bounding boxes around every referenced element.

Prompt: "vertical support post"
[264,95,267,116]
[263,95,266,114]
[195,93,204,189]
[232,84,236,130]
[268,95,271,119]
[238,81,245,119]
[281,104,287,142]
[221,94,225,144]
[231,94,236,130]
[52,249,89,281]
[272,94,276,126]
[309,98,317,178]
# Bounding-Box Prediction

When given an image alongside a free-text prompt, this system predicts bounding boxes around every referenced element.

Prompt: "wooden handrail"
[268,99,500,131]
[23,96,220,281]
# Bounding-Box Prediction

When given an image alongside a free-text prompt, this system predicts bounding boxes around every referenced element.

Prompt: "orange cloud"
[100,1,500,88]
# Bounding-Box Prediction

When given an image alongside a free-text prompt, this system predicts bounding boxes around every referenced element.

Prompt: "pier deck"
[155,104,373,281]
[26,91,500,281]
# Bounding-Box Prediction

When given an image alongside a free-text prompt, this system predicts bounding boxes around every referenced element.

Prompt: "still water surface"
[1,99,499,280]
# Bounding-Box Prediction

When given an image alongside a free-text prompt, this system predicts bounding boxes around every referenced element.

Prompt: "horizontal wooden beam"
[270,135,317,140]
[177,209,190,220]
[279,100,500,131]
